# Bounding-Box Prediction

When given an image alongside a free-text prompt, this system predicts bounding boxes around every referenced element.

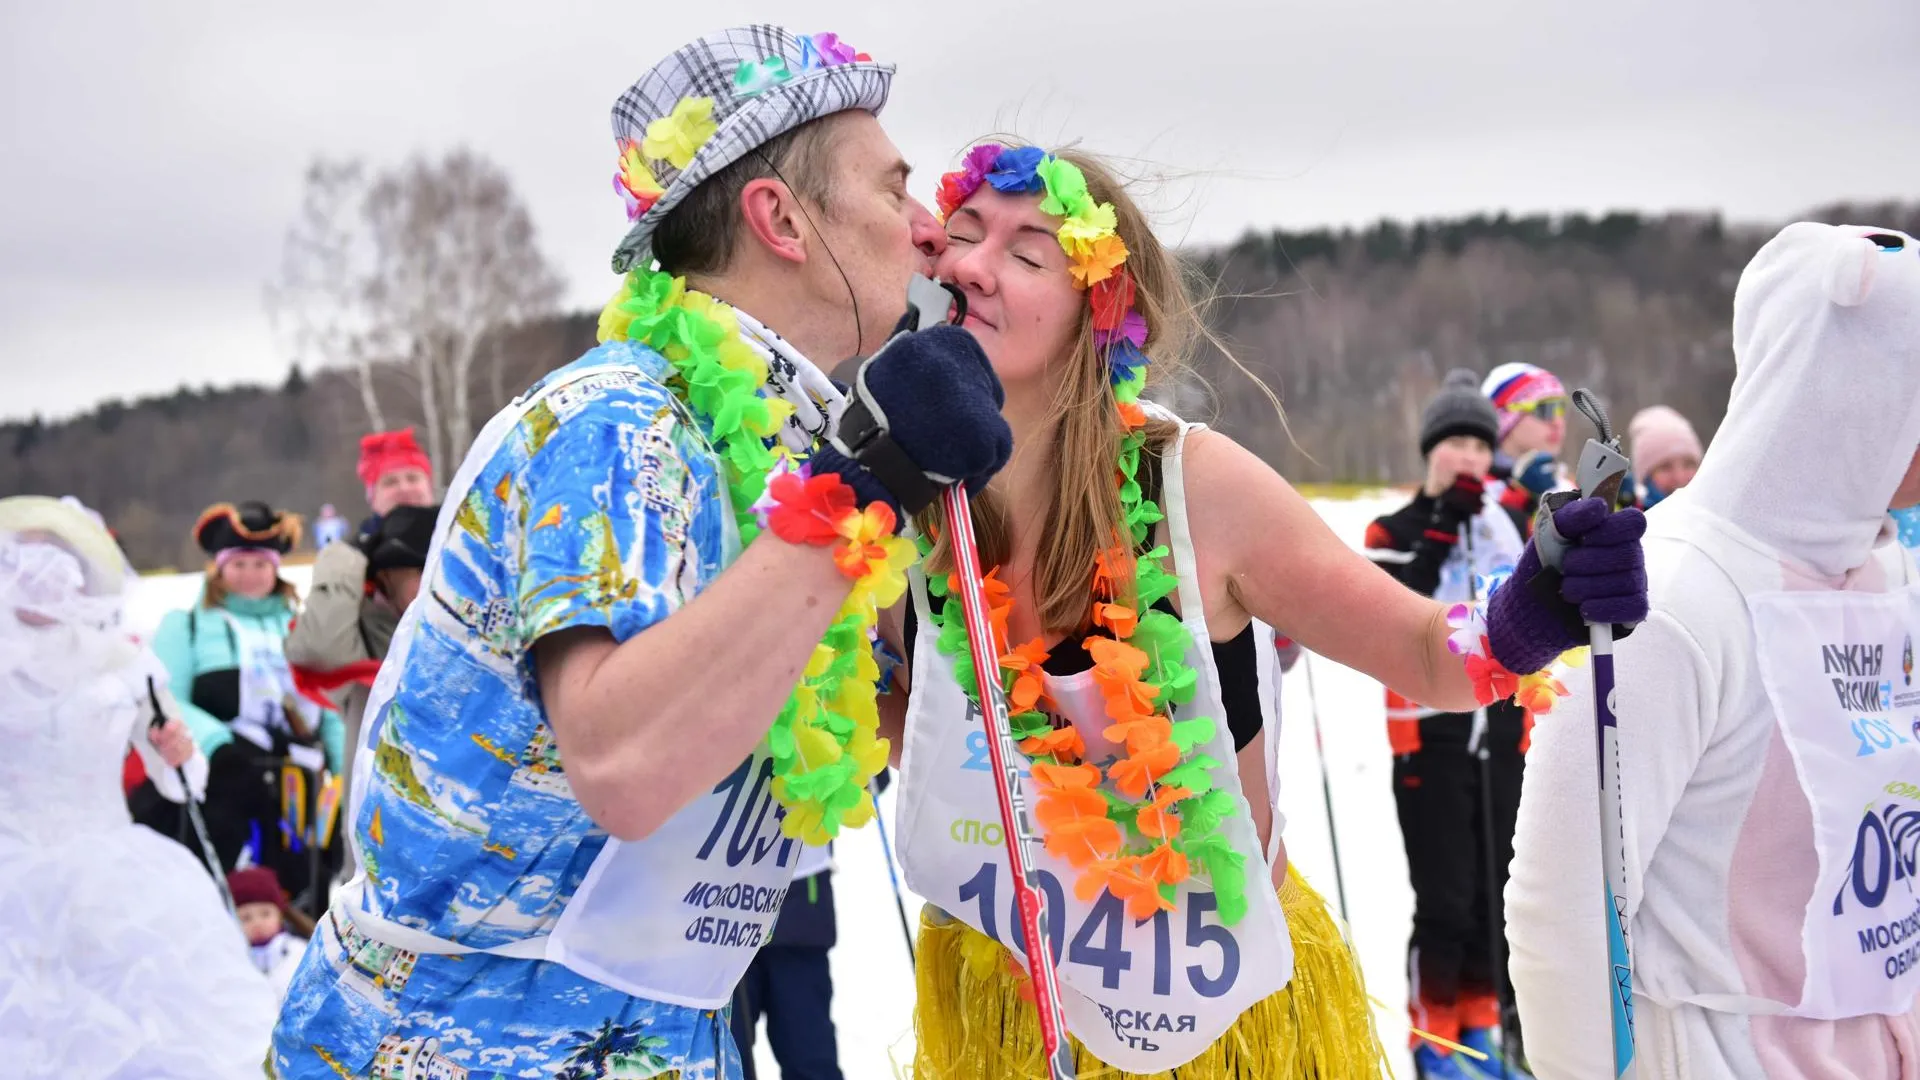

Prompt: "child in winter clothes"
[229,866,308,1003]
[1366,370,1533,1079]
[1508,223,1920,1078]
[1626,405,1704,508]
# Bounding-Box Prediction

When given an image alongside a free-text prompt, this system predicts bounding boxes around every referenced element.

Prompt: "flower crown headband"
[936,145,1149,387]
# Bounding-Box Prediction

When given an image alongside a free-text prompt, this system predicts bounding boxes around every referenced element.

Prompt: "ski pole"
[943,484,1076,1080]
[869,776,918,969]
[1463,528,1511,1079]
[147,676,235,915]
[1299,651,1350,923]
[1532,388,1637,1079]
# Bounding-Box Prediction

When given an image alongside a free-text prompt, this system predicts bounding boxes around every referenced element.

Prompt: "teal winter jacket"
[149,591,345,772]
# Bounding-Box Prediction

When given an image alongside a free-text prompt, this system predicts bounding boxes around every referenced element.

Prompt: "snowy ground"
[129,493,1422,1079]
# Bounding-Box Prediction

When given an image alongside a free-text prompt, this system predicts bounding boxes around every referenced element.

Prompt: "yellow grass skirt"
[912,863,1384,1079]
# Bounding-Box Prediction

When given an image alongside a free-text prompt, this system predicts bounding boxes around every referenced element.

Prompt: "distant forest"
[6,201,1914,571]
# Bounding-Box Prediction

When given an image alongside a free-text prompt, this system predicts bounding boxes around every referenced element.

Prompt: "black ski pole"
[1464,527,1510,1079]
[146,676,234,915]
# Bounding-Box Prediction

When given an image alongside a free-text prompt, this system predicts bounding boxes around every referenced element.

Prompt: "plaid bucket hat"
[608,25,894,274]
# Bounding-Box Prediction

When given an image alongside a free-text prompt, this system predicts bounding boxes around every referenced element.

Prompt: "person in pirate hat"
[142,500,344,915]
[271,25,1011,1077]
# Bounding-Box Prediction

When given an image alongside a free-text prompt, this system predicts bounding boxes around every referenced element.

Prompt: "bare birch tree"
[267,160,386,432]
[269,148,564,489]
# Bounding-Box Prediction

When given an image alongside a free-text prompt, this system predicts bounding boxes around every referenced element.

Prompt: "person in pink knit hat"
[1627,405,1704,507]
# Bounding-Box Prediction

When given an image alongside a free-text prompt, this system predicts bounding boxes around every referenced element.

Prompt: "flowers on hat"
[616,30,882,238]
[614,139,666,221]
[936,144,1145,385]
[732,55,792,98]
[643,96,719,171]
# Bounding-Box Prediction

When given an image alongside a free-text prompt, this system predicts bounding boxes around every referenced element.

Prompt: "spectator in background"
[730,840,844,1080]
[282,427,434,882]
[312,505,348,549]
[352,428,434,538]
[1482,362,1570,529]
[284,501,438,881]
[229,866,310,1004]
[140,501,343,914]
[1627,405,1704,508]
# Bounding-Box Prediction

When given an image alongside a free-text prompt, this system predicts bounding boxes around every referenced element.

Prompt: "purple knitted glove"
[1488,497,1648,675]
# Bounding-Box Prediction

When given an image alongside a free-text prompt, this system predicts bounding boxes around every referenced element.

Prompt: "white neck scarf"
[731,308,847,454]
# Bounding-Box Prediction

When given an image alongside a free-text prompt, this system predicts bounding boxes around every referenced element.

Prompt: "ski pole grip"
[1532,437,1631,571]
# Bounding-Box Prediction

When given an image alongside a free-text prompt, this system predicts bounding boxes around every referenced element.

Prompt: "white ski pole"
[1531,388,1637,1078]
[1299,652,1350,922]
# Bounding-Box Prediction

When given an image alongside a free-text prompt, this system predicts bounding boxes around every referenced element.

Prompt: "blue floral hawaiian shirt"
[271,342,741,1080]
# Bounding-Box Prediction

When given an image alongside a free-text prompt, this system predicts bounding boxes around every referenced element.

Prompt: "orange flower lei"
[920,388,1250,927]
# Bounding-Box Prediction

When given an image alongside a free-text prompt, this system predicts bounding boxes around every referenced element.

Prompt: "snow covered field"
[129,493,1424,1078]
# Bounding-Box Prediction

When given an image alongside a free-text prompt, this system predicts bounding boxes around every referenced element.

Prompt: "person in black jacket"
[1366,370,1534,1080]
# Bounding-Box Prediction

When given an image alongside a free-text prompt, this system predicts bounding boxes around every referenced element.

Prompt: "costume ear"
[1824,231,1883,308]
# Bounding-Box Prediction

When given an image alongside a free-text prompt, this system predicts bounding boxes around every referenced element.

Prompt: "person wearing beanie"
[229,866,310,1003]
[141,501,344,918]
[284,426,436,875]
[271,25,1013,1079]
[283,501,438,884]
[355,428,434,521]
[1626,405,1704,507]
[1366,370,1535,1079]
[1482,362,1571,526]
[0,495,278,1077]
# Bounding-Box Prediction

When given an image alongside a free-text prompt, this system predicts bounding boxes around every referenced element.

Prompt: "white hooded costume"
[1507,222,1920,1078]
[0,497,278,1079]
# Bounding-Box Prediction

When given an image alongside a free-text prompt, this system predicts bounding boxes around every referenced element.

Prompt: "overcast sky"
[3,0,1915,422]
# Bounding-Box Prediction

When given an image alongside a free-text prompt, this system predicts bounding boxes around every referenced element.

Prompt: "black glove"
[813,324,1012,516]
[1427,474,1486,540]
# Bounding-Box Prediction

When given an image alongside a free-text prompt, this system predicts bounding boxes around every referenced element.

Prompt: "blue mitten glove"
[812,324,1012,517]
[1510,450,1562,498]
[1487,497,1648,675]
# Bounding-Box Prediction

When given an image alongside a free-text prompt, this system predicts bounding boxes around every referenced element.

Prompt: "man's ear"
[739,176,808,266]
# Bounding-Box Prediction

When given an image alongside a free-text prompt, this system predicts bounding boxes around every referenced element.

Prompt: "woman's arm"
[1181,430,1480,713]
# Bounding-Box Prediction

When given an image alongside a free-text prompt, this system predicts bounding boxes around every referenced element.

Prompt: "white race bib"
[895,418,1294,1072]
[1750,585,1920,1018]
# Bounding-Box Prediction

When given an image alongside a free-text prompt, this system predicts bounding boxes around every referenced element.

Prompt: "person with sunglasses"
[1482,363,1571,532]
